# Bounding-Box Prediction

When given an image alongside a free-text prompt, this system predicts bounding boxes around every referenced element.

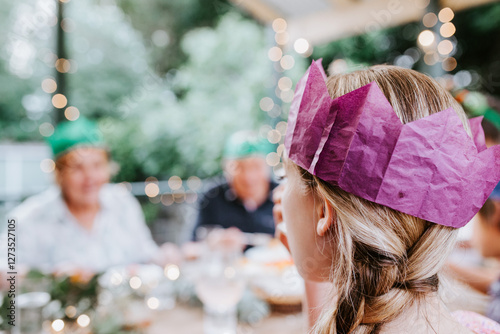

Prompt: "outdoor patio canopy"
[231,0,498,46]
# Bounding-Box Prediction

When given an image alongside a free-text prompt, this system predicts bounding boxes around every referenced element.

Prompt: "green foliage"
[117,0,233,74]
[104,12,288,181]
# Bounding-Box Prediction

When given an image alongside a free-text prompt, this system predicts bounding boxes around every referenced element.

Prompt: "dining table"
[147,304,306,334]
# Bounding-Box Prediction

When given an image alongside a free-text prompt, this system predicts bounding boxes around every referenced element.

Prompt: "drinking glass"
[194,231,245,334]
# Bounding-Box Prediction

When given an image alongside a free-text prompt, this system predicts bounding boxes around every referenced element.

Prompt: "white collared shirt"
[2,184,158,273]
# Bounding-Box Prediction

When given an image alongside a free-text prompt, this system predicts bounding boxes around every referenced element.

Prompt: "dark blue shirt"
[194,181,277,238]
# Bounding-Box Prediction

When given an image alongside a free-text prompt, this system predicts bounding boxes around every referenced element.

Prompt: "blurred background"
[1,0,500,244]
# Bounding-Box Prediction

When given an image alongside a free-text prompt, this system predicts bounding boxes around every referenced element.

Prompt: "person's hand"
[206,227,246,253]
[272,184,290,252]
[181,241,204,261]
[153,242,183,266]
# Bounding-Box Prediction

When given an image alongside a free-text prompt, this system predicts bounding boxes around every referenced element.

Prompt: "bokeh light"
[423,52,439,65]
[55,58,71,73]
[266,152,280,166]
[268,46,283,61]
[61,18,75,32]
[110,272,123,285]
[39,123,55,137]
[161,193,174,206]
[294,38,309,54]
[164,264,180,280]
[280,90,294,103]
[267,129,281,144]
[41,78,57,93]
[418,30,435,47]
[152,30,170,47]
[440,22,456,38]
[278,77,292,91]
[442,57,457,71]
[275,32,289,45]
[51,319,65,332]
[145,183,160,197]
[329,59,348,74]
[40,159,55,173]
[259,97,274,112]
[187,176,202,191]
[280,55,295,70]
[65,306,77,318]
[422,13,438,28]
[437,40,454,55]
[272,18,287,33]
[52,94,68,108]
[438,7,454,23]
[147,297,160,310]
[276,121,287,135]
[168,176,182,190]
[129,276,142,289]
[77,314,90,327]
[64,106,80,121]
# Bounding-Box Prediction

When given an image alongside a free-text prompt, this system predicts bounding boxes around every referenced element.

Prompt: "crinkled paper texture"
[285,59,500,228]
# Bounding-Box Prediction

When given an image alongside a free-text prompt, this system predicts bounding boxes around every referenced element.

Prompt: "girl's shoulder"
[452,310,500,334]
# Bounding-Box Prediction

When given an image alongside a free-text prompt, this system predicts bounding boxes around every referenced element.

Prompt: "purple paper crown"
[285,60,500,228]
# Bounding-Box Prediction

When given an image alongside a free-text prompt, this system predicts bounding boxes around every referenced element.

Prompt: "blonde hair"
[297,65,469,333]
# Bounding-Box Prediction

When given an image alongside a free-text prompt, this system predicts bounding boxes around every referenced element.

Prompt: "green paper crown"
[46,117,105,158]
[223,131,273,160]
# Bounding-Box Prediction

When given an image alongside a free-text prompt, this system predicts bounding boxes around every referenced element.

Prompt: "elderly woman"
[4,117,173,273]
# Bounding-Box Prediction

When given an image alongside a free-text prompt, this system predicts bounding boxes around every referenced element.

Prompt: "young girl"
[275,60,500,333]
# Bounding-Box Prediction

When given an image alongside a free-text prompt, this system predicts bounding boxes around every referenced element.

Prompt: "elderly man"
[2,117,175,273]
[193,131,277,238]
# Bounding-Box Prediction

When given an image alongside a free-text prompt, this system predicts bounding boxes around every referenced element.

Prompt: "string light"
[41,78,57,93]
[422,13,438,28]
[276,121,287,135]
[55,58,71,73]
[147,297,160,310]
[145,183,160,197]
[259,97,274,112]
[187,176,202,191]
[52,94,67,108]
[164,264,180,280]
[267,129,281,144]
[168,176,182,190]
[423,52,439,65]
[40,159,55,173]
[418,30,435,47]
[438,7,454,23]
[64,106,80,121]
[266,152,280,166]
[442,57,457,71]
[51,319,65,332]
[161,194,174,206]
[129,276,142,289]
[77,314,90,327]
[272,18,287,33]
[268,47,282,62]
[293,38,309,54]
[39,123,55,137]
[65,306,77,318]
[437,40,454,55]
[440,22,456,38]
[280,55,295,70]
[275,32,289,45]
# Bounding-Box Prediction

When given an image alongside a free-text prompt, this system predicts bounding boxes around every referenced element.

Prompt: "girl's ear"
[317,199,336,237]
